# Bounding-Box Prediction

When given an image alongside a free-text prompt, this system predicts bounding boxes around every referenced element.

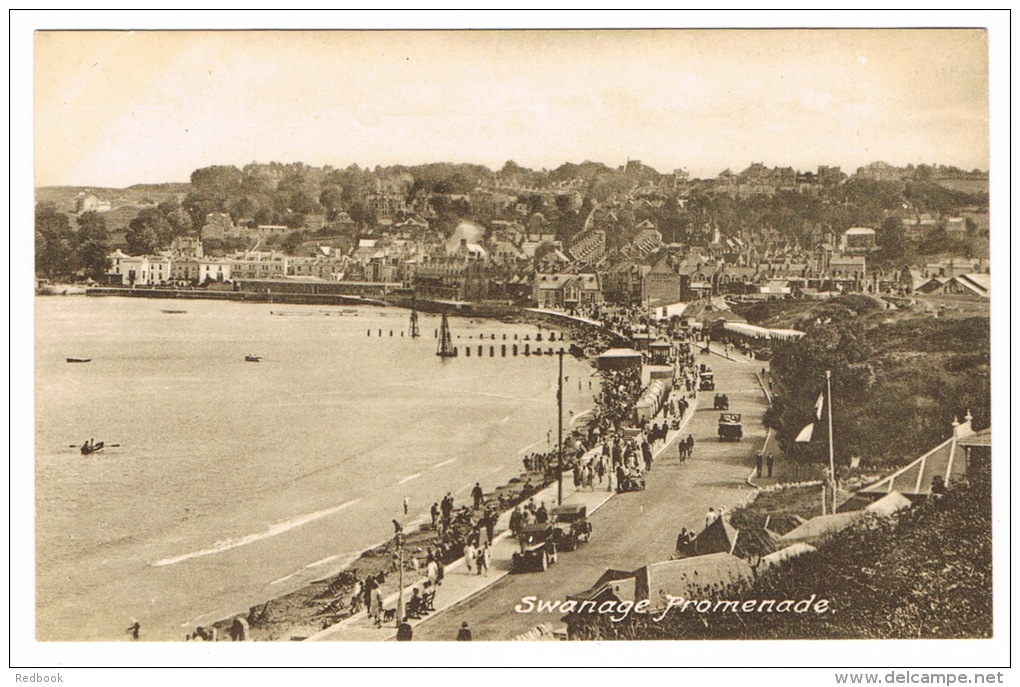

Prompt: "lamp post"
[557,349,564,506]
[826,369,836,512]
[395,532,404,625]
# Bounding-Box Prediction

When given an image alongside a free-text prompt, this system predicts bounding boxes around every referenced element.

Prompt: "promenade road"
[413,349,768,641]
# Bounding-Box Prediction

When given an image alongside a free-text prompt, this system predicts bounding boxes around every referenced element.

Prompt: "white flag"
[795,423,814,443]
[815,393,825,420]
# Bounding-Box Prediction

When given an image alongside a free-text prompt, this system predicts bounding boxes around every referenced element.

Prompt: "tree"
[124,223,161,255]
[281,230,308,255]
[75,211,111,281]
[127,207,172,251]
[874,216,907,263]
[35,202,76,278]
[534,241,558,264]
[346,201,376,228]
[319,186,344,221]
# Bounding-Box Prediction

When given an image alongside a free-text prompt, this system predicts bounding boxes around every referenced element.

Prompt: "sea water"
[33,296,595,640]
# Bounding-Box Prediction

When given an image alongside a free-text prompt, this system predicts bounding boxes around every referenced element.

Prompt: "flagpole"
[826,369,836,510]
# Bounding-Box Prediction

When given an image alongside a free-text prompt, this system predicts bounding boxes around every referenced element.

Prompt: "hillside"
[36,183,190,213]
[731,296,990,468]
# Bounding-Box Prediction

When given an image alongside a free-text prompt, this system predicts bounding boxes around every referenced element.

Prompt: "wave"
[151,498,361,567]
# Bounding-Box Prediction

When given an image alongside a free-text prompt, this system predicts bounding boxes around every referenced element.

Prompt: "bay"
[34,296,595,640]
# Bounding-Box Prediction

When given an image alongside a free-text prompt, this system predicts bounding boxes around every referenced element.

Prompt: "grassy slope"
[734,296,990,467]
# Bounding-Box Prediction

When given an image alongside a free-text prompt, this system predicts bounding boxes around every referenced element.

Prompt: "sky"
[31,23,991,188]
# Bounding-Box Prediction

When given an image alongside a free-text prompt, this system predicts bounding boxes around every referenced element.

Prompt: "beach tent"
[689,516,740,556]
[864,491,912,516]
[633,553,754,610]
[778,511,865,546]
[567,569,638,604]
[759,542,817,571]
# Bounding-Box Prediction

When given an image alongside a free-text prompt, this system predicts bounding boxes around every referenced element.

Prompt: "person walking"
[371,586,383,628]
[430,502,439,529]
[464,540,476,574]
[755,452,764,478]
[476,543,489,576]
[457,622,473,641]
[471,482,484,510]
[426,557,439,588]
[767,454,775,478]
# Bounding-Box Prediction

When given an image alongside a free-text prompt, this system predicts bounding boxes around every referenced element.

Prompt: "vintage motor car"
[718,413,743,441]
[713,393,730,410]
[699,371,716,391]
[550,504,593,551]
[511,523,559,573]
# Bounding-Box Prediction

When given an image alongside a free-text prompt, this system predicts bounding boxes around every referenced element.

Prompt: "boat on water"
[66,357,92,363]
[245,355,262,363]
[79,440,106,455]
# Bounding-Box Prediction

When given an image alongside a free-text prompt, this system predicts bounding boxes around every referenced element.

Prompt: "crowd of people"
[325,310,709,637]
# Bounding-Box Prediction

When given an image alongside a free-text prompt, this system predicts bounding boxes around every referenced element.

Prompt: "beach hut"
[633,553,754,611]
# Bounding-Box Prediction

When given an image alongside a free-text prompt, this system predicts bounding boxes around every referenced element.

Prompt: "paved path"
[412,352,767,641]
[311,369,704,642]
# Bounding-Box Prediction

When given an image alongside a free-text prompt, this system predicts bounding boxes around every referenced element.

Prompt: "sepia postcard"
[13,12,1009,677]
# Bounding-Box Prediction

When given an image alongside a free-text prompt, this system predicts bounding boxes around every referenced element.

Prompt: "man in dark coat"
[471,482,484,509]
[457,622,472,641]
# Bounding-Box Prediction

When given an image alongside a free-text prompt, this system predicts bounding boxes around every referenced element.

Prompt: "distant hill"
[35,183,190,213]
[35,183,191,237]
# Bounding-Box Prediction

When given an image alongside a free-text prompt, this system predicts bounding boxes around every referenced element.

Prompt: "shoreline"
[36,290,624,640]
[199,418,598,641]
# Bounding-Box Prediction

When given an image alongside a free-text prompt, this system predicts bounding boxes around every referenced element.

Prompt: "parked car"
[550,504,592,551]
[511,523,558,573]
